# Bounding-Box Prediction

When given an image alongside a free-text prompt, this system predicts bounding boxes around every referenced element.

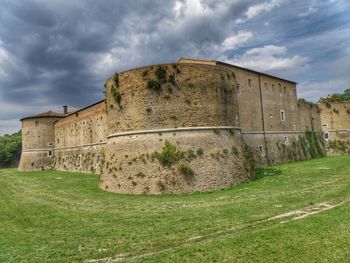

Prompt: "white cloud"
[220,45,309,74]
[0,44,20,79]
[236,0,283,23]
[221,31,253,51]
[298,7,317,17]
[174,0,213,18]
[298,79,350,102]
[0,119,20,135]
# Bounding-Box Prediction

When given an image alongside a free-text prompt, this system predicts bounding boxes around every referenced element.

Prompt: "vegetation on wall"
[277,131,325,163]
[297,98,316,108]
[0,131,22,168]
[327,139,350,155]
[304,130,325,158]
[240,143,256,178]
[146,65,179,93]
[319,88,350,104]
[111,73,122,108]
[151,140,202,167]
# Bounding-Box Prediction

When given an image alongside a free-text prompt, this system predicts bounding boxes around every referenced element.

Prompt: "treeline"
[0,131,22,168]
[319,88,350,103]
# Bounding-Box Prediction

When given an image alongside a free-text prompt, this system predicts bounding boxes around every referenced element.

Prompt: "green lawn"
[0,156,350,262]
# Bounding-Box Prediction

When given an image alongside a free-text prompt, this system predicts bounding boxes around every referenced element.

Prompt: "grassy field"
[0,156,350,262]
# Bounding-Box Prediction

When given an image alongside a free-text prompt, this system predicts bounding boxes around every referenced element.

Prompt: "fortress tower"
[18,111,63,171]
[101,63,248,194]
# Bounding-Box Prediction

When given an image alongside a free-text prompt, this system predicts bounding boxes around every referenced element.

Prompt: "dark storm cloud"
[0,0,254,108]
[0,0,349,134]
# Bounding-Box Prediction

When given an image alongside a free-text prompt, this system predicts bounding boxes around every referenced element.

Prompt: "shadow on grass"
[254,166,283,180]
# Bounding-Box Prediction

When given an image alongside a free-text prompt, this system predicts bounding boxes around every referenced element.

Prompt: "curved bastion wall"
[19,117,61,171]
[105,63,240,133]
[101,63,252,194]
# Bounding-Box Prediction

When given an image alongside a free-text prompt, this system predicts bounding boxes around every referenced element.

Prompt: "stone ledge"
[107,126,242,139]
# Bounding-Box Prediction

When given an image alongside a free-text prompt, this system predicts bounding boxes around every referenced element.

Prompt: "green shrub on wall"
[305,130,325,158]
[152,140,183,167]
[241,143,255,179]
[111,73,122,108]
[327,139,350,154]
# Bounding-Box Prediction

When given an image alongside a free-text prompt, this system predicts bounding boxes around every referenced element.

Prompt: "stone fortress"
[19,58,329,194]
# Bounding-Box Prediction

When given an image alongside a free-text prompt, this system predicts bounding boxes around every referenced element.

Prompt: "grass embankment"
[0,156,349,262]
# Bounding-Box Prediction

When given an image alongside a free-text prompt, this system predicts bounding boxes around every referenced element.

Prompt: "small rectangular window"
[324,132,329,140]
[47,142,54,147]
[248,79,251,87]
[48,150,53,158]
[283,136,289,145]
[258,145,265,156]
[35,120,39,127]
[280,110,286,121]
[321,124,328,127]
[269,113,273,118]
[76,156,81,166]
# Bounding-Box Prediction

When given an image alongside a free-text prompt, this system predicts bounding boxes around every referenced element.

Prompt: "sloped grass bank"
[0,156,349,262]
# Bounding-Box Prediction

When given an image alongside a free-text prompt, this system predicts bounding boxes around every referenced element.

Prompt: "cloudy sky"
[0,0,349,134]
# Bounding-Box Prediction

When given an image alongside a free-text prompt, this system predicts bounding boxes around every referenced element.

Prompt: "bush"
[241,143,256,178]
[196,148,204,157]
[228,129,235,136]
[111,87,121,107]
[156,181,165,191]
[155,66,167,83]
[0,131,22,168]
[232,146,239,156]
[186,149,197,161]
[153,140,183,167]
[135,172,145,178]
[147,80,161,91]
[177,163,195,178]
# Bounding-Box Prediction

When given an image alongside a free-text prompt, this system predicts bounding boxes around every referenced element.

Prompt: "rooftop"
[177,57,297,84]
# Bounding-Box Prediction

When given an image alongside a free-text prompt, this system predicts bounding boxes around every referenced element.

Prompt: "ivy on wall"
[111,73,122,109]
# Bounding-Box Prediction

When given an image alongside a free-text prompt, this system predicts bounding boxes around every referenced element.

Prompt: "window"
[76,156,81,166]
[269,113,273,118]
[47,142,54,147]
[248,78,251,87]
[237,83,240,93]
[283,136,289,145]
[57,138,59,143]
[324,132,330,140]
[280,110,286,121]
[48,150,53,158]
[321,123,328,127]
[258,145,265,156]
[35,120,39,127]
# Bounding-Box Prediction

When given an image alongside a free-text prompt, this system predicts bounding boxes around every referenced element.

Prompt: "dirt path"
[85,199,348,263]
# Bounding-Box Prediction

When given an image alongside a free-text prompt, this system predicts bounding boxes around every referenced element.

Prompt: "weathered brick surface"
[19,60,328,194]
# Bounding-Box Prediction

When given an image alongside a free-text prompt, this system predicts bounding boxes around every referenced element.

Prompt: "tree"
[319,88,350,103]
[0,131,22,168]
